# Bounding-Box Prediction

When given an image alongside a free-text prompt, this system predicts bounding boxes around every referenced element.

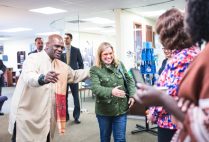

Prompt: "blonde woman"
[90,42,135,142]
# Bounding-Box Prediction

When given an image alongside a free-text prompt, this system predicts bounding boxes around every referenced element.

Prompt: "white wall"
[69,32,116,56]
[117,10,156,70]
[2,11,164,72]
[2,38,34,72]
[66,32,116,68]
[1,33,116,72]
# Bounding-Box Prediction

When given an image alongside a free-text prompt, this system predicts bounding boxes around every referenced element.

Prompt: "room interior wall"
[1,11,165,75]
[1,33,115,74]
[117,10,157,70]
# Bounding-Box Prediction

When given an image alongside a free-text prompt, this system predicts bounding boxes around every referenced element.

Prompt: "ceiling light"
[82,17,114,24]
[0,27,32,33]
[36,31,60,36]
[82,27,103,31]
[0,37,9,41]
[29,7,67,15]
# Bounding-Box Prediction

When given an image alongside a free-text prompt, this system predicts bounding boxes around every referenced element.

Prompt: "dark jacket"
[0,62,6,87]
[158,58,168,75]
[61,46,84,70]
[28,49,38,55]
[90,62,136,116]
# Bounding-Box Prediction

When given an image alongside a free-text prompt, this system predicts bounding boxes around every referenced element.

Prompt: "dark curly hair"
[156,8,192,50]
[185,0,209,44]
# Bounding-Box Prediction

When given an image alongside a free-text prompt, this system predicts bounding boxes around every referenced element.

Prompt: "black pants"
[11,122,50,142]
[11,122,16,142]
[158,127,176,142]
[66,83,80,121]
[0,96,8,111]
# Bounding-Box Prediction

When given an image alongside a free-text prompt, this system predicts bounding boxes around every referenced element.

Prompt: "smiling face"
[96,42,117,67]
[45,34,65,60]
[101,46,114,65]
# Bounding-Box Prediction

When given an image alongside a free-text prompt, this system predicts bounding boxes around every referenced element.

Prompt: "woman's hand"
[134,83,166,106]
[112,86,126,98]
[128,97,135,108]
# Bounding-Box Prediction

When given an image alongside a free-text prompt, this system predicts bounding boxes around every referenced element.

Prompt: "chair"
[128,68,158,135]
[78,79,92,109]
[0,96,8,115]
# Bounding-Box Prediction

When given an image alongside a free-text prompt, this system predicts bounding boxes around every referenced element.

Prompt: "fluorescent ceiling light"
[36,31,60,36]
[0,37,9,41]
[0,27,32,33]
[82,27,103,31]
[29,7,67,15]
[82,17,114,24]
[140,10,166,17]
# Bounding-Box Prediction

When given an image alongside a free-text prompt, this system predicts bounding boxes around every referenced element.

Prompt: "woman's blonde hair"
[95,42,119,67]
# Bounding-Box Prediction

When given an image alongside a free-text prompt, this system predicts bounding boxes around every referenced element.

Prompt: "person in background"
[28,37,43,55]
[0,59,7,115]
[147,8,200,142]
[0,59,6,96]
[158,48,172,75]
[135,0,209,141]
[90,42,135,142]
[61,33,84,123]
[9,34,89,142]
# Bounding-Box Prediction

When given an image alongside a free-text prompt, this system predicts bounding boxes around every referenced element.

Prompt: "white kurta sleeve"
[67,67,89,83]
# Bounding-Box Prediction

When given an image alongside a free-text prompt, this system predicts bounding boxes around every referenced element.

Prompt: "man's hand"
[134,83,165,106]
[112,86,126,98]
[44,71,59,83]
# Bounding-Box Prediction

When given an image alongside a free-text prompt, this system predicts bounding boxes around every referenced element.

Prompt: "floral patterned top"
[149,46,200,129]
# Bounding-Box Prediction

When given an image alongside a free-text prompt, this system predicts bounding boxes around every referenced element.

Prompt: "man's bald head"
[45,34,65,60]
[47,34,64,46]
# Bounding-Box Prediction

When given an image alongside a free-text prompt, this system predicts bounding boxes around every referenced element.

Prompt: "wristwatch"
[38,74,46,85]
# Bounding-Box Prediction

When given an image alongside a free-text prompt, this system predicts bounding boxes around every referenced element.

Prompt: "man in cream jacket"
[9,34,89,142]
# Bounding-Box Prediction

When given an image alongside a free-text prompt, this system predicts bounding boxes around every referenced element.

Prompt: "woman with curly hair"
[147,8,200,142]
[135,0,209,141]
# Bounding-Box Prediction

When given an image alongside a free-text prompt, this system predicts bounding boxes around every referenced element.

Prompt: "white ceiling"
[0,0,185,40]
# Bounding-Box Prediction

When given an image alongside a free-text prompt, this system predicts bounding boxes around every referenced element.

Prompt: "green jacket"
[90,62,136,116]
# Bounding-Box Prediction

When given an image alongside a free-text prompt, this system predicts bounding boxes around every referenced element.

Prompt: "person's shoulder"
[187,46,201,56]
[71,46,77,50]
[90,66,100,72]
[54,59,69,69]
[117,61,126,68]
[23,52,42,66]
[90,66,99,70]
[28,52,38,58]
[56,59,67,65]
[72,46,81,51]
[28,50,37,55]
[118,60,124,65]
